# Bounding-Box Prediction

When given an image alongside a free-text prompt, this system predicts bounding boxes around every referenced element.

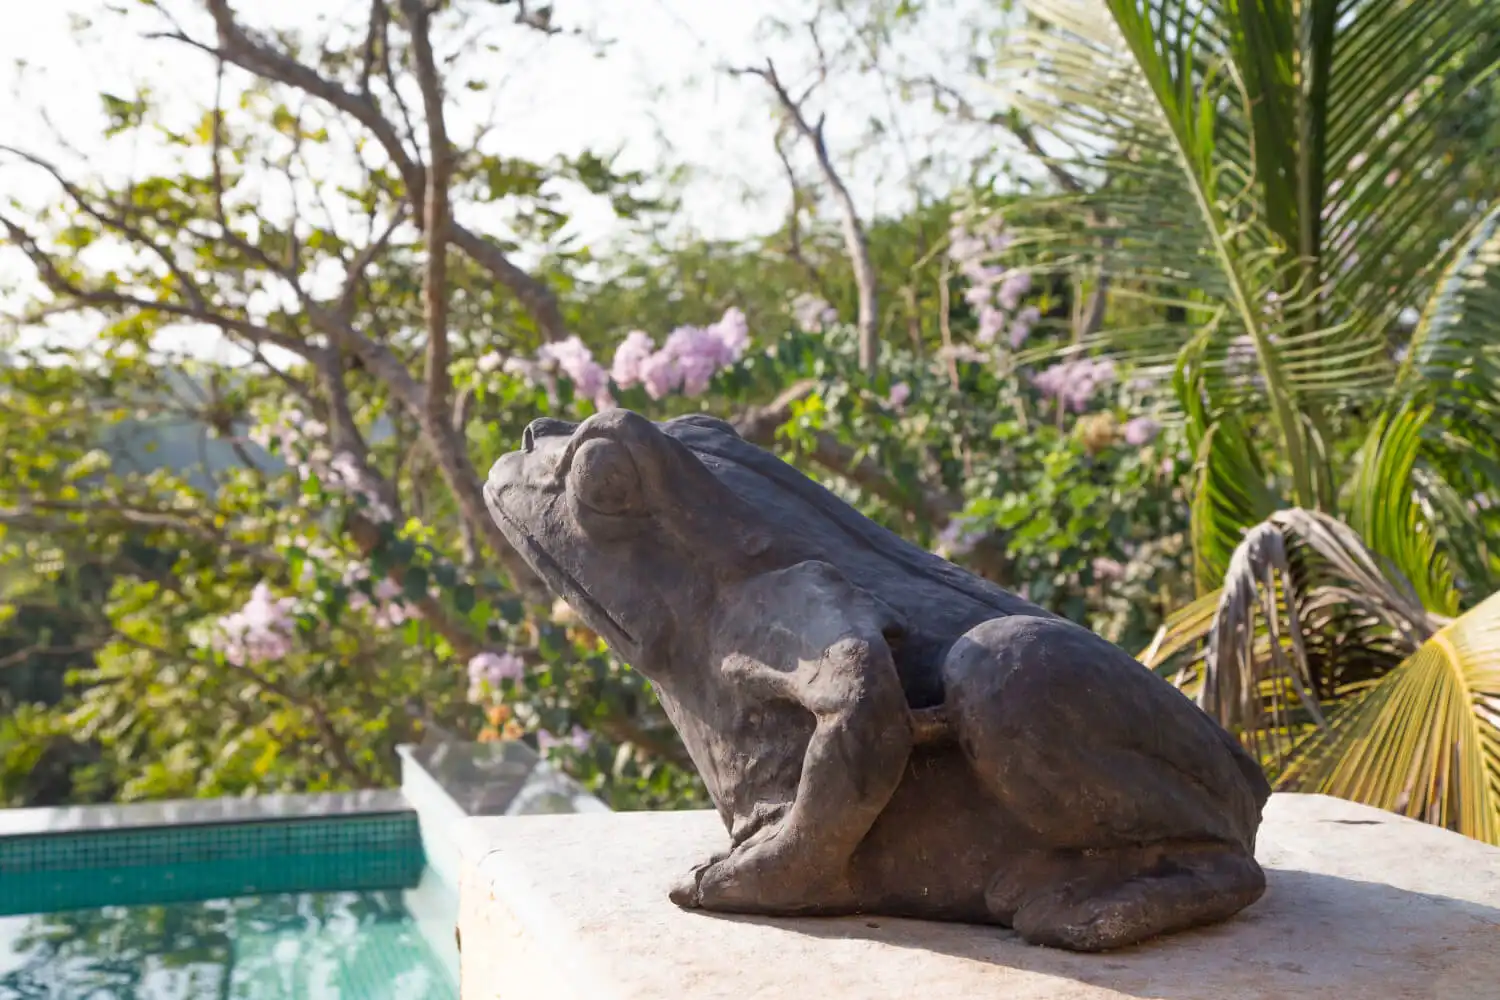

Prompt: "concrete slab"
[456,794,1500,999]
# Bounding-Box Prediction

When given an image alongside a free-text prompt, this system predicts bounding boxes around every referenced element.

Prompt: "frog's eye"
[568,438,643,516]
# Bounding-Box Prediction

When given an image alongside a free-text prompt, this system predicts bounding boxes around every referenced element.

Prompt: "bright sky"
[0,0,1010,361]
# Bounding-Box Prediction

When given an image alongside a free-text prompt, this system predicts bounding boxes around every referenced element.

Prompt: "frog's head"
[483,409,773,673]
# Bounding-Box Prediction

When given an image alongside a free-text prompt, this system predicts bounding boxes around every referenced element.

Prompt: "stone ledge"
[456,794,1500,999]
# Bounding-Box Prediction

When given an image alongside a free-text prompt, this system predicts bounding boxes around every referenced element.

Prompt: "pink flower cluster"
[492,308,751,406]
[340,562,424,628]
[467,650,526,703]
[947,215,1039,349]
[1033,357,1117,413]
[1122,416,1160,446]
[791,293,838,334]
[1091,556,1126,582]
[537,724,593,754]
[609,308,750,399]
[209,582,299,666]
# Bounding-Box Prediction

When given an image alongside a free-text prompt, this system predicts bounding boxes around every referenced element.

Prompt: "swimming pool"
[0,738,610,999]
[0,890,456,999]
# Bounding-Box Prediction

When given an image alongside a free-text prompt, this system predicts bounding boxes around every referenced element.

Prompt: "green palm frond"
[1138,587,1219,674]
[1398,203,1500,599]
[1001,0,1500,506]
[1346,402,1460,617]
[1176,331,1279,590]
[1279,589,1500,846]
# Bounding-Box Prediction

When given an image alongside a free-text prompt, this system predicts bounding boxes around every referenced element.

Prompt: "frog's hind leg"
[941,615,1272,951]
[985,843,1266,952]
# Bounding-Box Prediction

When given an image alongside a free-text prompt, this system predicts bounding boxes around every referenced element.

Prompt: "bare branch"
[734,59,880,376]
[338,208,407,323]
[911,75,1088,196]
[187,0,571,342]
[399,0,454,431]
[1,213,312,357]
[359,0,387,97]
[771,131,828,295]
[0,145,209,312]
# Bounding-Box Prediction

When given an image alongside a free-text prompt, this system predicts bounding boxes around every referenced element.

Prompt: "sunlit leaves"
[1279,589,1500,846]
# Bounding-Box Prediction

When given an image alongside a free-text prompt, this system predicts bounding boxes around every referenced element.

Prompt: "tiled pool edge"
[0,791,424,917]
[0,738,613,992]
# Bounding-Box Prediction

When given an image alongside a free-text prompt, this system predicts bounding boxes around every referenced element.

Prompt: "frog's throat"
[488,504,638,655]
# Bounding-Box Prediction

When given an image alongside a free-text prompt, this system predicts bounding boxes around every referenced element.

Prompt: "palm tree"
[999,0,1500,841]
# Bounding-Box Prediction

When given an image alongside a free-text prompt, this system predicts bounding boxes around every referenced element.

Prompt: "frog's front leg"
[671,561,915,916]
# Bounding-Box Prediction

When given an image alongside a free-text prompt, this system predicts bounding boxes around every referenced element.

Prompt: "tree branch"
[191,0,570,342]
[733,59,880,376]
[398,0,454,432]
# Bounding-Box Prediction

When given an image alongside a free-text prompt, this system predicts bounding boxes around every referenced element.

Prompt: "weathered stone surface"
[483,411,1270,951]
[456,794,1500,1000]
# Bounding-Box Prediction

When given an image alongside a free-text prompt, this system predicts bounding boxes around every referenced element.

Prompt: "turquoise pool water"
[0,890,457,1000]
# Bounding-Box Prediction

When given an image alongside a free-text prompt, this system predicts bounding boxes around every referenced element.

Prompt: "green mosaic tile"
[0,813,425,916]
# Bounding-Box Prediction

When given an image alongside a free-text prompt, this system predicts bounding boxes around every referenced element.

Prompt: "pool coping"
[0,789,412,839]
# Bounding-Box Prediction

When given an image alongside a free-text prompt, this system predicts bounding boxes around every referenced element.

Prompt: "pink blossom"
[537,724,592,753]
[1033,357,1116,413]
[963,285,993,310]
[1092,557,1126,582]
[466,650,526,702]
[791,293,838,334]
[977,306,1006,345]
[639,351,679,400]
[373,601,413,629]
[539,336,610,402]
[710,307,750,362]
[662,325,723,397]
[609,331,656,388]
[1122,417,1160,446]
[1010,305,1042,349]
[475,352,503,374]
[887,382,911,410]
[211,582,299,666]
[998,271,1032,311]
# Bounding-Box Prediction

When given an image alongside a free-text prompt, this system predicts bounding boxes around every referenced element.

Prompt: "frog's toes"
[668,861,712,909]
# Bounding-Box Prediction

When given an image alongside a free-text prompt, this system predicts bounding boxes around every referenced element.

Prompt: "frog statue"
[483,409,1272,953]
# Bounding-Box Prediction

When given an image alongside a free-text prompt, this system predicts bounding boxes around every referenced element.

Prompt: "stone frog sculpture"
[483,409,1272,952]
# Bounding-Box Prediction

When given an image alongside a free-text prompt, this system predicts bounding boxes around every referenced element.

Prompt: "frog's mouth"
[483,488,639,656]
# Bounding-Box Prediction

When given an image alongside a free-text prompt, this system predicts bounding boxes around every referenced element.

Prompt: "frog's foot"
[669,833,858,917]
[986,843,1266,952]
[668,847,730,909]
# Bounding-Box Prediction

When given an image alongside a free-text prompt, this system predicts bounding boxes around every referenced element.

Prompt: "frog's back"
[661,415,1057,642]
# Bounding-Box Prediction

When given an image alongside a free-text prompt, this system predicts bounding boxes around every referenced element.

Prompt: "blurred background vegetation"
[2,0,1498,843]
